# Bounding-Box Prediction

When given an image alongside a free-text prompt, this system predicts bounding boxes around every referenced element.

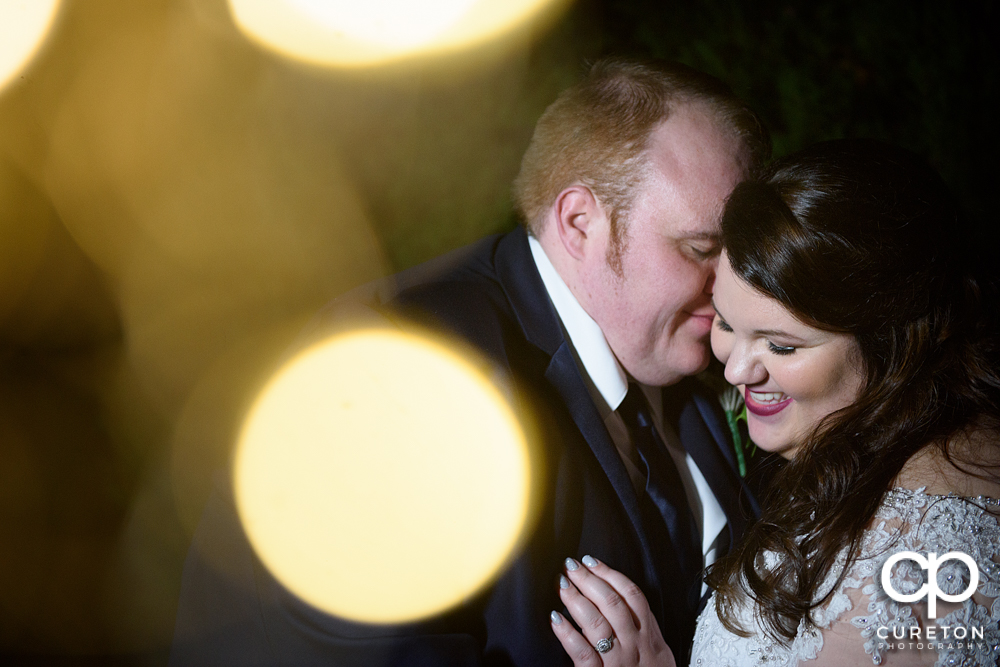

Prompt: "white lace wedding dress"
[690,488,1000,666]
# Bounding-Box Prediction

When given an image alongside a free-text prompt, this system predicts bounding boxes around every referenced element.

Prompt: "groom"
[171,58,771,665]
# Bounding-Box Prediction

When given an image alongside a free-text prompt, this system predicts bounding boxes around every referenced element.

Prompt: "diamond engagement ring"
[594,636,614,654]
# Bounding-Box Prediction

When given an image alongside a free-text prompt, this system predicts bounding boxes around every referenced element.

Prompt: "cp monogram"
[881,551,980,618]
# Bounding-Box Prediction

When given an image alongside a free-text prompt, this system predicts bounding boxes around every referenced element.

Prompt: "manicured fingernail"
[565,557,579,571]
[551,610,563,625]
[582,555,598,567]
[559,575,570,589]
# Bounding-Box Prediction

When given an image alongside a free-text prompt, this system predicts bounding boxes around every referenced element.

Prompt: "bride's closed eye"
[767,341,796,355]
[714,313,796,355]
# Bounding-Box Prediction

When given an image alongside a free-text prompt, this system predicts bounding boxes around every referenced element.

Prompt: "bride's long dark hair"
[706,139,1000,642]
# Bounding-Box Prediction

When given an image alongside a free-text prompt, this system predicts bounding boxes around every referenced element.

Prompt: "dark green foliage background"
[554,0,999,249]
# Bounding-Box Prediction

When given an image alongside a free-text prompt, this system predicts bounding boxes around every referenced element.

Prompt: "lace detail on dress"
[690,488,1000,666]
[848,489,1000,666]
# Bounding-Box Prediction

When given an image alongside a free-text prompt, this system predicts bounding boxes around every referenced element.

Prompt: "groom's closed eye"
[685,242,720,260]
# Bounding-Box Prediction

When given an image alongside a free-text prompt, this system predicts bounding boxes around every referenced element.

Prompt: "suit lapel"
[493,229,671,615]
[492,229,564,355]
[493,230,643,520]
[542,349,650,535]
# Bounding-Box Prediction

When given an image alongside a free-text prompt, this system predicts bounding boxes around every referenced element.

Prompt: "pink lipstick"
[744,388,793,416]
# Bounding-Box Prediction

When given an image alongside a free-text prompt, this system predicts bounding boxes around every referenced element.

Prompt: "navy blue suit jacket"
[170,228,766,666]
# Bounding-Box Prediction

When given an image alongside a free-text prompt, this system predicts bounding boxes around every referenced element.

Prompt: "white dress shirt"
[528,236,728,575]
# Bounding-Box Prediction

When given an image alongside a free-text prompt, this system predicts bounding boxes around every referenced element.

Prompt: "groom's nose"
[702,264,717,295]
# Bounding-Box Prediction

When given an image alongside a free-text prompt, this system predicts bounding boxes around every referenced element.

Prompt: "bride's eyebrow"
[753,328,807,344]
[711,300,809,343]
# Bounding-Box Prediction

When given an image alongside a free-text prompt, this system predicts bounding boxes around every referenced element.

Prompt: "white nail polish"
[559,575,570,589]
[582,555,598,567]
[565,557,579,571]
[551,610,563,625]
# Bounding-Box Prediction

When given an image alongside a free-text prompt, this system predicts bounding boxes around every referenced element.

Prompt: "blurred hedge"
[591,0,996,246]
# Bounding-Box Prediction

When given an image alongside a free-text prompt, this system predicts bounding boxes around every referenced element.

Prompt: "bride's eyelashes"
[767,341,796,355]
[714,316,795,355]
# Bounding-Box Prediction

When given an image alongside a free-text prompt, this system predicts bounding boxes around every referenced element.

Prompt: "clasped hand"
[550,556,677,667]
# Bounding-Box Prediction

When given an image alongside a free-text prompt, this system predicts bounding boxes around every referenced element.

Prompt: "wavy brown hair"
[706,139,1000,642]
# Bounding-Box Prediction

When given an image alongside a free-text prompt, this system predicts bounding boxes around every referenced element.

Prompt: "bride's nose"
[723,343,765,388]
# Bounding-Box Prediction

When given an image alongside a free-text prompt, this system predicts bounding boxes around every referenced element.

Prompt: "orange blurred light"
[233,328,534,623]
[227,0,568,67]
[0,0,62,91]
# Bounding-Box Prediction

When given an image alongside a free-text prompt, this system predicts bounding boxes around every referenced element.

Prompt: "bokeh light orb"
[288,0,476,49]
[0,0,62,92]
[233,328,533,623]
[227,0,568,68]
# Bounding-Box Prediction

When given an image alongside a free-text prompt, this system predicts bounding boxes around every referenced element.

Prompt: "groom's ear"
[552,185,606,262]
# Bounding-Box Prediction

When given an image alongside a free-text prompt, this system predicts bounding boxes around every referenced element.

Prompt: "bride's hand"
[550,556,677,667]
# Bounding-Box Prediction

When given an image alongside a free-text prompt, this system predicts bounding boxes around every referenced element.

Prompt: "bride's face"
[710,254,864,459]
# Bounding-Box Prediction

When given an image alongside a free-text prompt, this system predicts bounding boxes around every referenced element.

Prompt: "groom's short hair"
[513,58,769,251]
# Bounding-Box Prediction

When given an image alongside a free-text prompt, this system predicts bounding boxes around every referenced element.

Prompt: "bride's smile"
[710,252,864,459]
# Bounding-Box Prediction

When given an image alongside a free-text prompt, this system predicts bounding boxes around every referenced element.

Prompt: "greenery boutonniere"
[719,384,754,477]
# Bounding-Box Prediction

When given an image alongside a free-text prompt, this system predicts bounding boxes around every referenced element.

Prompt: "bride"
[549,140,1000,666]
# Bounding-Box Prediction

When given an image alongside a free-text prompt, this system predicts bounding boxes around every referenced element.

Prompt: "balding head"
[513,58,769,270]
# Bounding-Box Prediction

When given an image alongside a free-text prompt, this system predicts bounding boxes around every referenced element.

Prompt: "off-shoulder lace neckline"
[692,483,1000,667]
[887,485,1000,506]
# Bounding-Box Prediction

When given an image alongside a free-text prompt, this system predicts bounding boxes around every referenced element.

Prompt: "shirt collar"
[528,235,629,412]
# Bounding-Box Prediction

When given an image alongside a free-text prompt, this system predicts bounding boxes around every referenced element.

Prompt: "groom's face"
[580,104,745,386]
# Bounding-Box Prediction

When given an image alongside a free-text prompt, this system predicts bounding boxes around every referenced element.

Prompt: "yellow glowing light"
[233,328,533,623]
[227,0,566,67]
[288,0,477,49]
[0,0,62,91]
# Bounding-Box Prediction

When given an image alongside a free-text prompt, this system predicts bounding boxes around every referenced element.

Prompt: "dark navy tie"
[617,384,701,604]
